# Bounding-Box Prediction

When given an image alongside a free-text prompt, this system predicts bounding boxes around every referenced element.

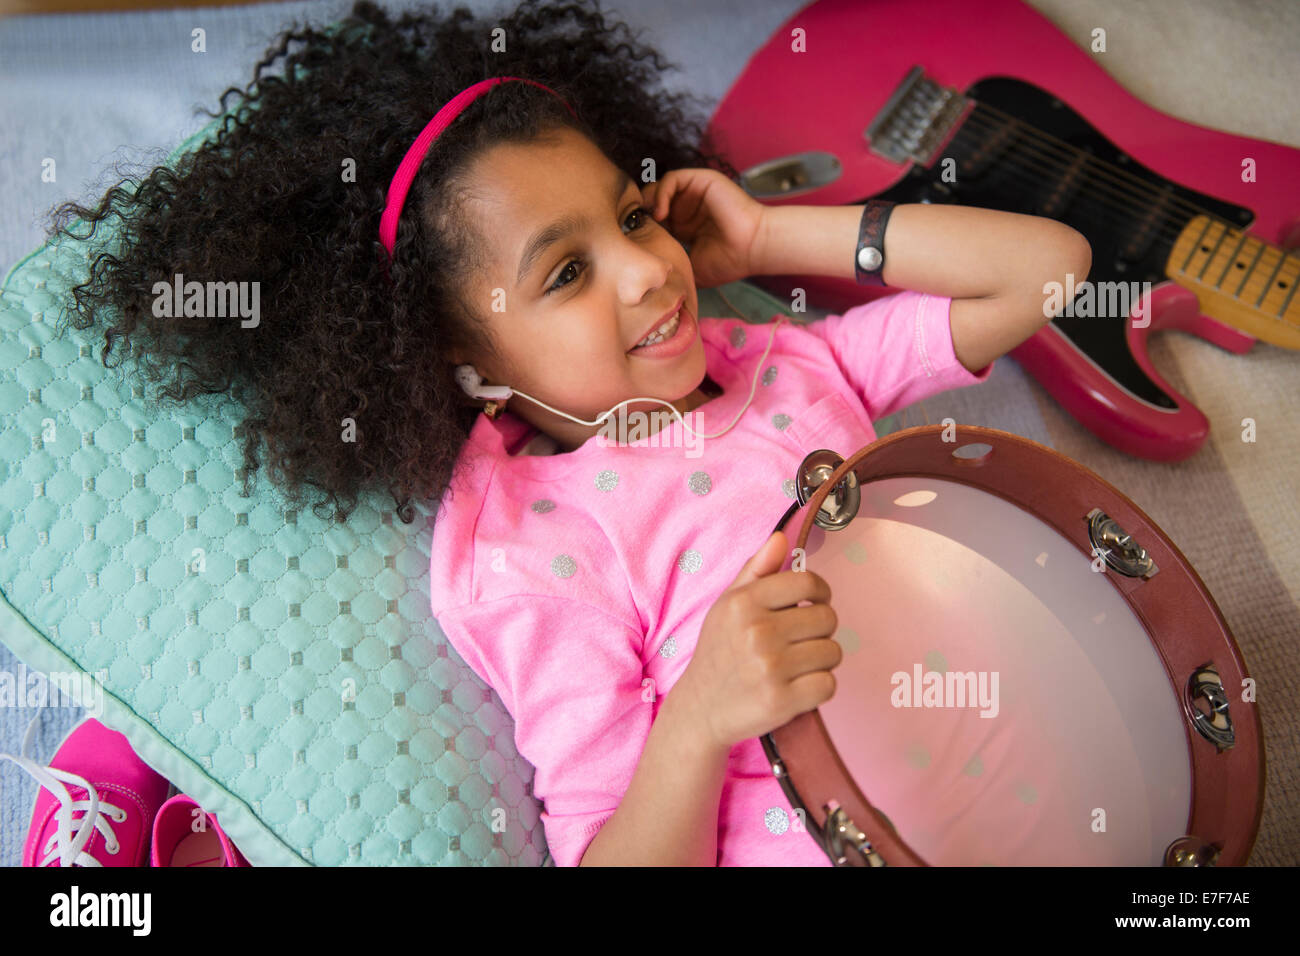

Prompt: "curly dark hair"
[43,0,738,524]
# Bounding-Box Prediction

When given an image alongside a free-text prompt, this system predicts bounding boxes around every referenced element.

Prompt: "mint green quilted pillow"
[0,113,558,866]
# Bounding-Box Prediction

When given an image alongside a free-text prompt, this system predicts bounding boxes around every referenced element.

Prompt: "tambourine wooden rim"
[764,424,1265,867]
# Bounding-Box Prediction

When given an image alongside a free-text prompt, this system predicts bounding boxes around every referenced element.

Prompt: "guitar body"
[705,0,1300,460]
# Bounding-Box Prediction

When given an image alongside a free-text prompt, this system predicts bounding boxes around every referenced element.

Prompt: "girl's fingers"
[651,183,668,220]
[649,171,679,221]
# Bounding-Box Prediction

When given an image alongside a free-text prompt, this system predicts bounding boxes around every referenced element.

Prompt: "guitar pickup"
[1039,148,1088,219]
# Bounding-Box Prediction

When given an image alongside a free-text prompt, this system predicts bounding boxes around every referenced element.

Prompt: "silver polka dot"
[687,471,712,495]
[550,554,577,578]
[782,478,797,499]
[762,365,777,386]
[594,469,619,492]
[677,549,703,574]
[772,413,792,431]
[659,635,678,659]
[765,807,790,835]
[730,325,746,349]
[530,499,556,514]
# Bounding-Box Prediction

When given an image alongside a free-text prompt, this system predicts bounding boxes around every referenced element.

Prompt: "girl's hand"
[641,168,767,289]
[673,530,842,752]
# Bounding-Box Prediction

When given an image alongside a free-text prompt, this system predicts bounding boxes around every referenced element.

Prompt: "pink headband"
[379,76,576,264]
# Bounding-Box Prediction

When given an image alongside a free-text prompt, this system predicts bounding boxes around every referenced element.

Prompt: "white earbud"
[452,315,785,440]
[455,364,512,402]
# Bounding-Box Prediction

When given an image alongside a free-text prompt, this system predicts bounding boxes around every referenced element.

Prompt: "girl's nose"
[620,246,673,304]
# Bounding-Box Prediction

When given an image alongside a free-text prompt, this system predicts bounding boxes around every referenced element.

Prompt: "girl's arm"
[579,682,730,866]
[753,203,1092,374]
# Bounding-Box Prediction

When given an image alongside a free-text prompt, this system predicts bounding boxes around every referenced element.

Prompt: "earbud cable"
[510,306,785,441]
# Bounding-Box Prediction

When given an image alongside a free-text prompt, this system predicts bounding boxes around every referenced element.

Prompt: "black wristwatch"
[854,199,896,286]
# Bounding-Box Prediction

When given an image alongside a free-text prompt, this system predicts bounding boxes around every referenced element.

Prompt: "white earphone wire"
[504,314,785,441]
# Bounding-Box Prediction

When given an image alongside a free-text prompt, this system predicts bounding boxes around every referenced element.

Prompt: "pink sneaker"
[0,714,171,867]
[151,793,249,867]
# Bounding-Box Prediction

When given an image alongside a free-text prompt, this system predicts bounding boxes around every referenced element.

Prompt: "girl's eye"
[545,206,655,294]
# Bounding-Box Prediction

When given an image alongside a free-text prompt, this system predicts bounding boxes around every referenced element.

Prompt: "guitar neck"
[1167,216,1300,349]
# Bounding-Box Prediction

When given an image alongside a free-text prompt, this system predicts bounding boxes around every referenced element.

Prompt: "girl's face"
[449,126,708,452]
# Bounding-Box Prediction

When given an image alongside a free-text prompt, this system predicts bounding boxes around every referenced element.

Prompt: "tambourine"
[764,425,1264,867]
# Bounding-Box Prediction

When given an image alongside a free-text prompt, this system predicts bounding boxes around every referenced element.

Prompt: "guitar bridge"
[866,65,971,166]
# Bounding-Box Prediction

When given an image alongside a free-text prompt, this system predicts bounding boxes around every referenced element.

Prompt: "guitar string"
[954,108,1298,260]
[953,110,1296,274]
[951,106,1299,320]
[717,100,1295,431]
[965,101,1279,242]
[947,116,1292,283]
[945,117,1299,328]
[948,119,1192,249]
[930,130,1300,338]
[951,115,1212,245]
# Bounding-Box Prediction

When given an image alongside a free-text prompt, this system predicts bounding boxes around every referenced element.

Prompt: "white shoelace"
[0,714,127,866]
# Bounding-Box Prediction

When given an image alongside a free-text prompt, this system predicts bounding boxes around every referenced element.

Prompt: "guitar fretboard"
[1167,216,1300,349]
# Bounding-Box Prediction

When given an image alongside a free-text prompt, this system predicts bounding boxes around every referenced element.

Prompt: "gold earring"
[484,399,505,420]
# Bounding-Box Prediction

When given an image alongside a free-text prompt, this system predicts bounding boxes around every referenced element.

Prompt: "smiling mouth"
[631,309,682,349]
[628,294,686,351]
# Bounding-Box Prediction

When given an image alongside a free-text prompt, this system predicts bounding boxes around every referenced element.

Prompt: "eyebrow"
[515,166,636,288]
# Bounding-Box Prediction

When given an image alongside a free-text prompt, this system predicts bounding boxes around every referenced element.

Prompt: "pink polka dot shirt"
[428,290,993,866]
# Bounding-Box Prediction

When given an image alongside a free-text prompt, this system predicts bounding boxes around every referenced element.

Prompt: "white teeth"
[634,310,680,349]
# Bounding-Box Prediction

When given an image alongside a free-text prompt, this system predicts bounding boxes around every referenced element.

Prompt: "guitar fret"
[1276,255,1298,318]
[1254,248,1287,308]
[1179,217,1213,274]
[1233,237,1267,299]
[1214,229,1251,289]
[1168,216,1298,345]
[1196,221,1232,282]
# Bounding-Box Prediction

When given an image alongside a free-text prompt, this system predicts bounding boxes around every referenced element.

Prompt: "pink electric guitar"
[705,0,1300,461]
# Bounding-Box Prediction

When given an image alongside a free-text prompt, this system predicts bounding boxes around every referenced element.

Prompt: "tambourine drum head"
[804,476,1191,866]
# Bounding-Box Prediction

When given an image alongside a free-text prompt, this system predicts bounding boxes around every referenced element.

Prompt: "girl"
[47,0,1090,866]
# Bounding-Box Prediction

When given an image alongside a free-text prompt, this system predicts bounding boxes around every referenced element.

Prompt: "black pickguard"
[867,77,1254,408]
